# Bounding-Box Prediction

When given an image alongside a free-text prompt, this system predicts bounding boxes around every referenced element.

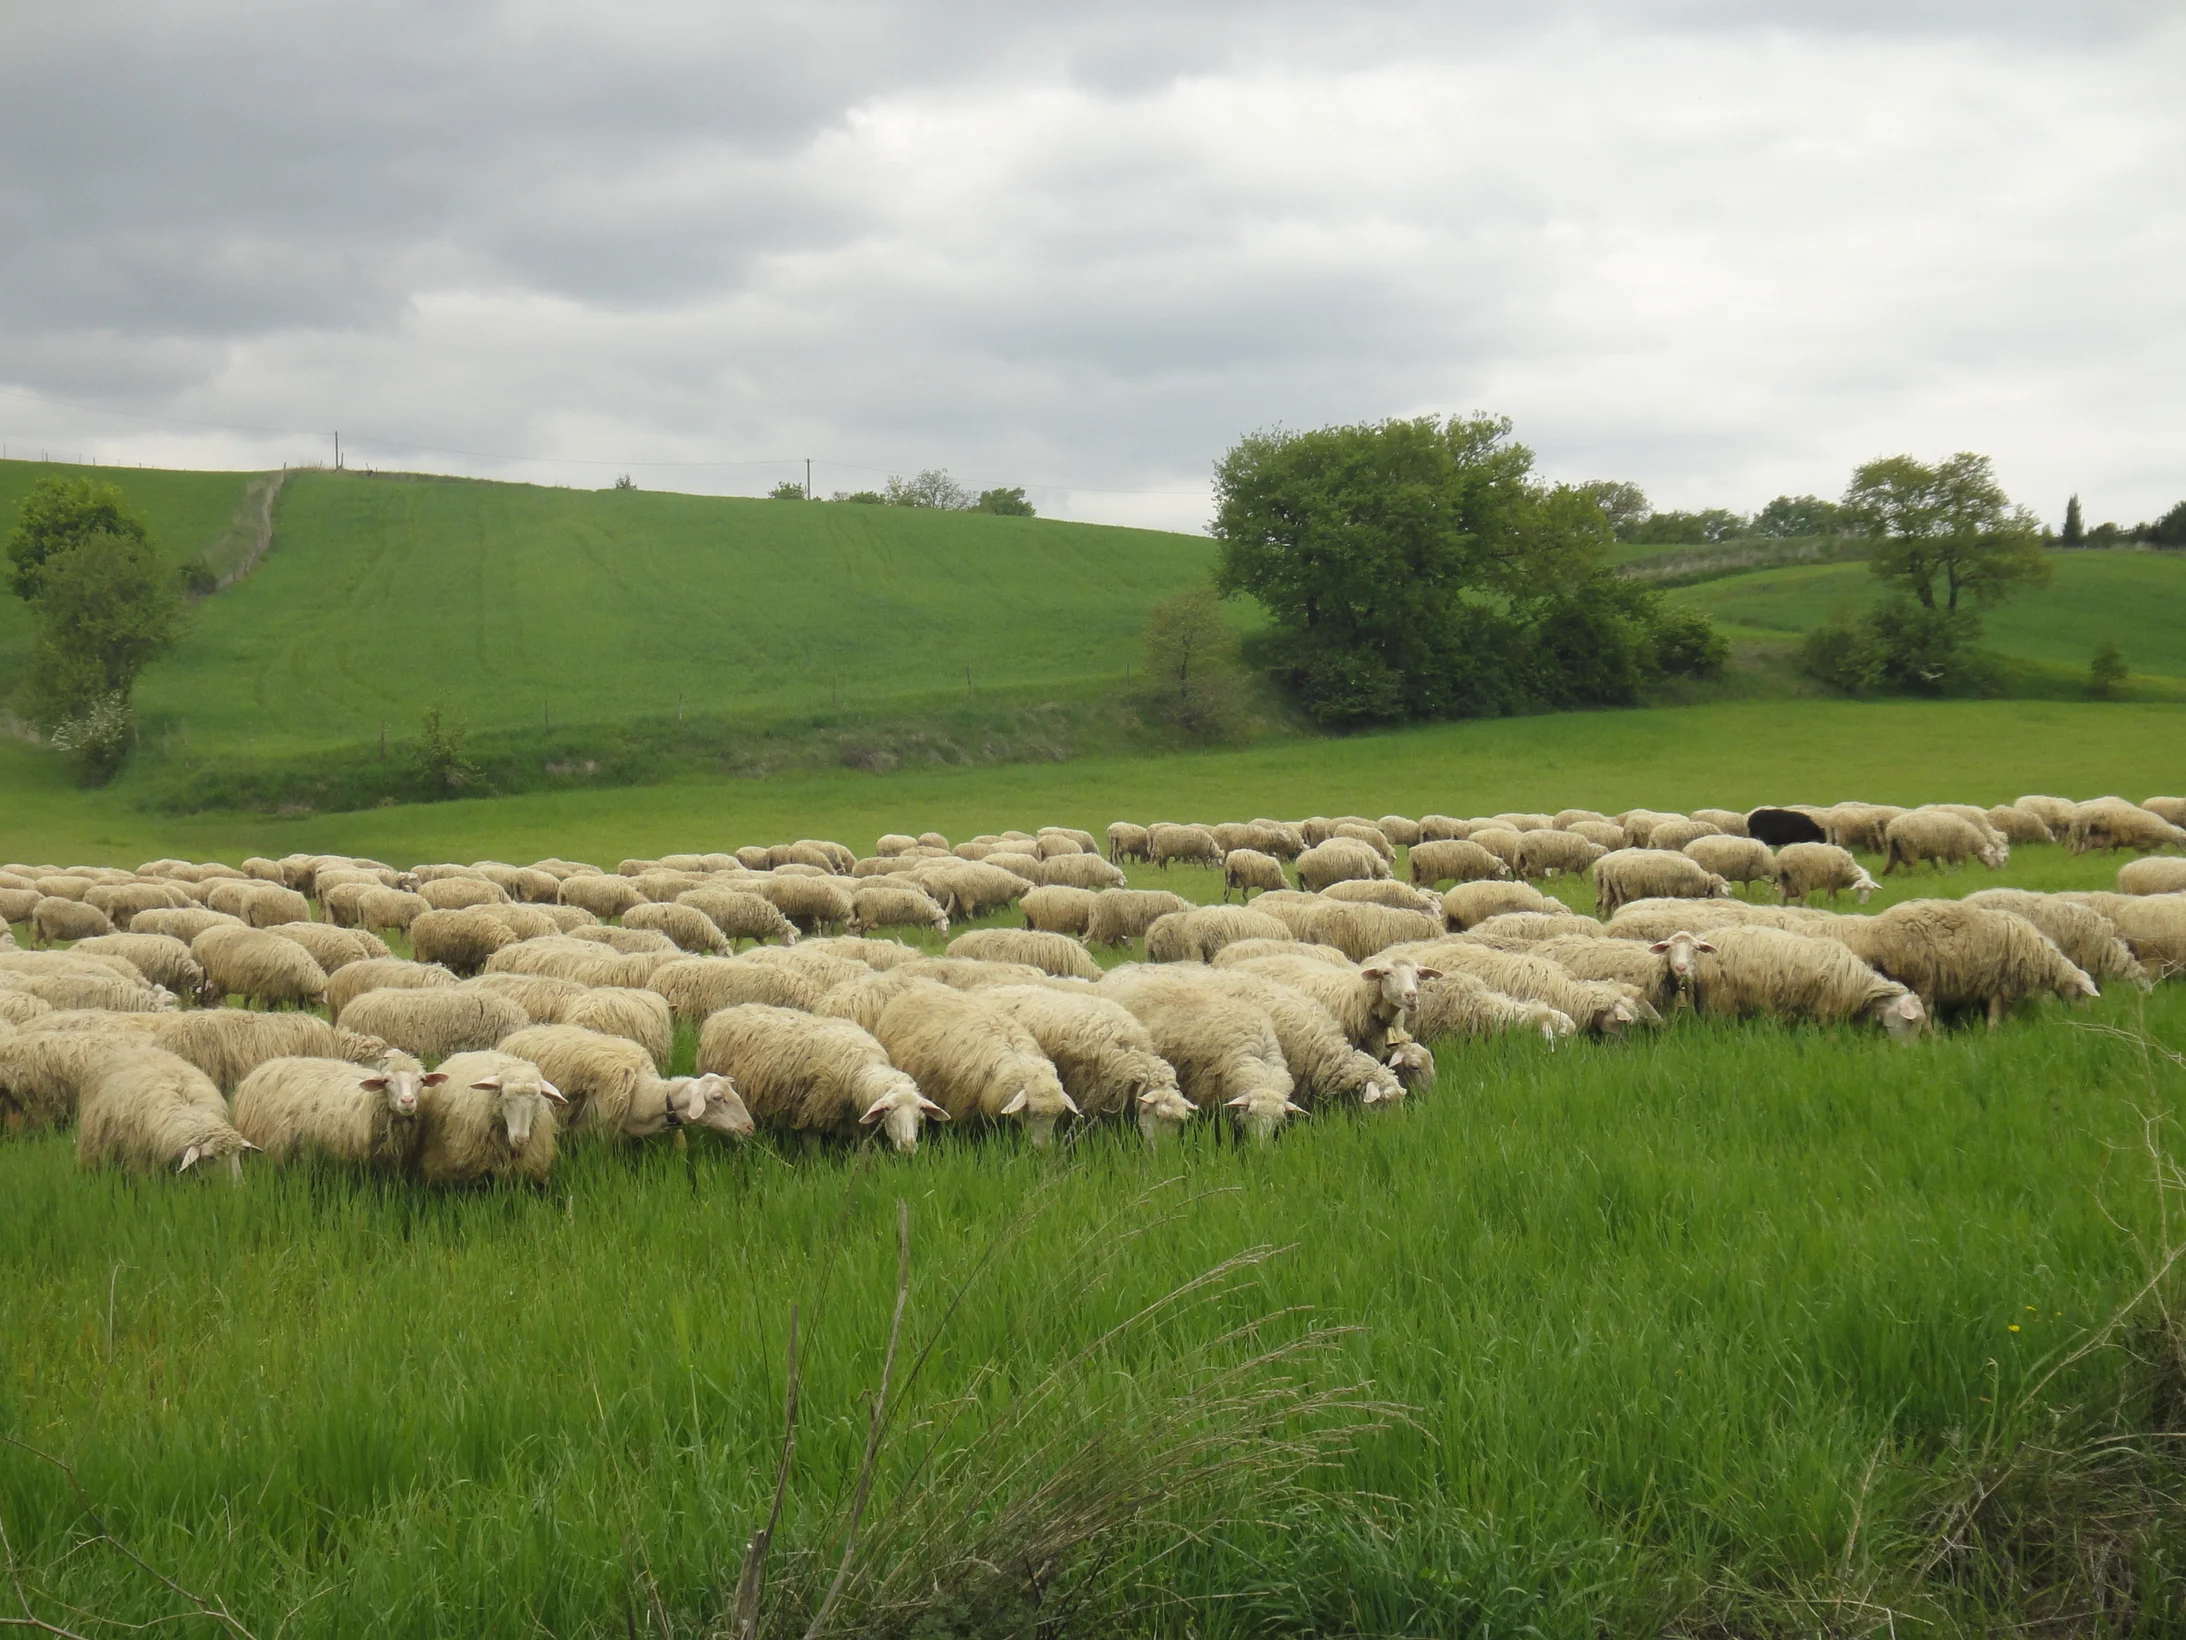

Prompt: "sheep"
[847,881,949,940]
[1305,901,1444,964]
[1179,968,1403,1108]
[1388,940,1645,1034]
[485,938,672,989]
[2014,795,2078,832]
[2056,893,2186,980]
[1083,889,1195,948]
[1407,968,1574,1045]
[1645,818,1721,853]
[554,987,672,1068]
[624,902,732,954]
[340,987,529,1062]
[698,1004,944,1153]
[1095,967,1301,1142]
[675,887,801,948]
[1534,933,1698,1015]
[799,936,917,971]
[2066,798,2186,856]
[1442,880,1557,929]
[404,907,515,976]
[1225,953,1432,1056]
[1040,852,1128,891]
[1021,884,1098,936]
[1682,835,1775,894]
[193,926,327,1009]
[233,1052,439,1169]
[980,985,1195,1139]
[1690,808,1749,837]
[1687,925,1927,1038]
[1466,910,1605,942]
[1407,839,1512,888]
[0,965,171,1014]
[1960,890,2147,987]
[326,958,459,1021]
[1818,901,2097,1026]
[1377,815,1424,848]
[1462,828,1527,874]
[1143,823,1220,872]
[65,1009,371,1092]
[412,1049,564,1184]
[2145,797,2186,828]
[475,864,563,903]
[2119,859,2186,897]
[817,969,951,1033]
[977,851,1043,886]
[1748,806,1834,847]
[646,956,811,1020]
[893,956,1055,993]
[1222,848,1288,901]
[84,880,194,928]
[1295,838,1390,892]
[1,1030,139,1128]
[945,928,1103,980]
[875,833,920,858]
[459,972,589,1023]
[1511,831,1607,882]
[71,934,210,1003]
[1214,939,1355,971]
[563,924,682,954]
[1590,850,1733,916]
[30,874,97,901]
[1146,906,1293,963]
[1985,805,2055,846]
[1416,816,1468,841]
[1,887,46,925]
[907,861,1030,921]
[559,874,647,919]
[872,987,1077,1143]
[1771,843,1878,905]
[0,991,51,1027]
[355,887,433,933]
[30,897,115,946]
[259,921,391,974]
[1882,810,2008,875]
[76,1046,255,1178]
[500,1024,750,1143]
[1605,901,1832,943]
[1330,822,1394,863]
[415,876,511,913]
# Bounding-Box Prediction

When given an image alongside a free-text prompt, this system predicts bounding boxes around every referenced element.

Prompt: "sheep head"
[859,1074,948,1154]
[1225,1085,1306,1144]
[1133,1079,1197,1141]
[1360,958,1431,1018]
[1383,1032,1435,1092]
[1872,991,1927,1042]
[674,1072,755,1138]
[1851,867,1879,903]
[468,1069,565,1149]
[999,1067,1079,1147]
[1644,931,1717,991]
[1979,840,2012,871]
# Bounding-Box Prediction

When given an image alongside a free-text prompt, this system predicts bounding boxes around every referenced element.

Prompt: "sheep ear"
[858,1098,890,1125]
[421,1073,449,1087]
[359,1075,391,1091]
[241,1139,262,1152]
[1693,939,1717,954]
[1057,1090,1080,1116]
[539,1080,568,1105]
[1285,1100,1310,1116]
[1001,1089,1029,1115]
[470,1076,503,1091]
[1226,1094,1253,1109]
[1647,940,1673,954]
[1360,962,1391,978]
[177,1145,202,1173]
[918,1098,951,1120]
[1415,967,1442,980]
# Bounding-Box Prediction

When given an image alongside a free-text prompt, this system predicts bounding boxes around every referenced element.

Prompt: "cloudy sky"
[3,2,2180,531]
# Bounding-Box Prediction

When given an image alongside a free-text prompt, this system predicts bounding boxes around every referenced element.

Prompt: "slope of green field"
[1668,549,2186,679]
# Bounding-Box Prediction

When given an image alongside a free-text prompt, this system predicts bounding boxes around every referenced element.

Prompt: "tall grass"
[5,990,2184,1635]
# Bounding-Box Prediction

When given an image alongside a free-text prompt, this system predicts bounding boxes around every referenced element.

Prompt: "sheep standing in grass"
[1590,850,1733,917]
[1534,932,1704,1016]
[459,972,588,1024]
[873,987,1076,1143]
[1040,853,1128,891]
[816,969,952,1033]
[1682,835,1774,895]
[2118,858,2186,897]
[77,1046,256,1178]
[2067,798,2186,856]
[413,1050,565,1184]
[30,897,115,947]
[1183,968,1403,1107]
[1226,954,1429,1054]
[1514,831,1609,882]
[233,1052,440,1170]
[1389,941,1645,1034]
[341,988,528,1062]
[194,926,328,1009]
[352,887,432,934]
[1961,889,2147,986]
[500,1024,751,1142]
[485,937,672,989]
[651,955,828,1020]
[1304,901,1443,963]
[1882,811,2009,875]
[1107,822,1152,865]
[126,906,247,944]
[2055,893,2186,980]
[847,881,949,940]
[1149,823,1223,871]
[982,985,1196,1140]
[561,987,675,1069]
[1406,969,1573,1045]
[567,925,680,955]
[559,874,647,919]
[1296,838,1390,892]
[1145,906,1293,963]
[1463,828,1527,874]
[1985,806,2054,846]
[1819,901,2097,1026]
[72,934,211,1004]
[945,928,1104,980]
[1,1031,138,1128]
[911,861,1034,921]
[326,958,459,1021]
[1083,889,1194,947]
[1221,849,1288,901]
[698,1004,944,1153]
[1442,880,1556,929]
[260,922,391,973]
[1096,967,1301,1142]
[407,907,520,976]
[1688,926,1926,1038]
[1773,843,1878,905]
[623,902,732,954]
[1407,839,1513,887]
[1020,885,1098,936]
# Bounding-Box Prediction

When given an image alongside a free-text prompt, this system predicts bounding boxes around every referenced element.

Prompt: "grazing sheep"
[326,958,459,1021]
[1020,884,1098,936]
[487,938,676,989]
[0,966,171,1015]
[2144,797,2186,828]
[798,937,915,972]
[2066,797,2186,856]
[1688,926,1926,1038]
[355,887,433,933]
[1466,910,1605,943]
[0,991,53,1027]
[1442,880,1557,929]
[1960,890,2147,987]
[1107,822,1153,865]
[1,886,48,925]
[1820,901,2097,1026]
[202,882,313,928]
[72,1005,373,1092]
[84,881,194,928]
[727,944,869,988]
[1590,850,1733,916]
[117,907,247,947]
[1146,906,1293,963]
[1690,809,1749,837]
[873,987,1075,1143]
[624,901,732,954]
[1182,969,1403,1107]
[459,972,589,1024]
[847,881,949,940]
[500,1024,750,1143]
[1040,853,1128,891]
[1305,901,1443,964]
[1148,823,1224,871]
[894,956,1056,993]
[1772,843,1878,905]
[233,1052,439,1169]
[1534,934,1698,1015]
[413,1049,564,1184]
[945,928,1103,980]
[1605,901,1832,942]
[341,988,528,1062]
[71,934,209,1003]
[2014,795,2078,832]
[1377,815,1424,848]
[1489,813,1555,835]
[1682,835,1775,893]
[698,1004,943,1153]
[320,882,379,927]
[1407,839,1511,888]
[1225,953,1432,1056]
[1514,831,1610,881]
[1882,810,2009,875]
[416,876,511,912]
[567,924,683,954]
[407,907,519,976]
[1417,816,1468,841]
[875,833,920,858]
[2,1031,138,1128]
[1083,889,1195,948]
[30,874,97,902]
[1985,805,2054,846]
[259,921,391,974]
[76,1046,253,1177]
[558,987,674,1069]
[817,969,952,1033]
[1645,818,1721,852]
[1096,967,1301,1142]
[1462,828,1527,874]
[1295,838,1391,892]
[649,955,821,1020]
[1228,891,1323,941]
[1221,848,1289,901]
[673,887,801,950]
[1406,969,1573,1045]
[907,861,1030,921]
[1214,939,1355,971]
[559,874,647,919]
[2056,893,2186,980]
[1330,822,1394,864]
[981,985,1195,1139]
[194,926,328,1009]
[1389,941,1645,1035]
[2119,858,2186,897]
[30,897,115,946]
[1749,807,1833,847]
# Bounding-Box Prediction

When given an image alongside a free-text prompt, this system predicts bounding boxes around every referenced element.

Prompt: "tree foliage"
[416,703,477,798]
[1138,587,1249,742]
[1618,507,1748,545]
[7,475,153,600]
[1750,494,1843,538]
[2089,638,2128,699]
[2060,493,2085,547]
[885,470,973,510]
[1842,452,2049,612]
[767,479,809,501]
[1212,415,1725,726]
[975,486,1036,517]
[28,530,184,718]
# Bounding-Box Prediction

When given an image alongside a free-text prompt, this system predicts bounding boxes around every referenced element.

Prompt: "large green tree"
[1841,452,2048,612]
[29,530,185,718]
[6,475,153,600]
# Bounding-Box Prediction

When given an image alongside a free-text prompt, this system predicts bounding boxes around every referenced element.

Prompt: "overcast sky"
[3,2,2180,531]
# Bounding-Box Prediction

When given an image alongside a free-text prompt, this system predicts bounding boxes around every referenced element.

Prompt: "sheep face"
[178,1134,259,1180]
[675,1073,755,1138]
[1704,875,1733,899]
[1851,868,1879,904]
[1644,932,1717,992]
[858,1073,948,1154]
[1871,992,1927,1042]
[1134,1081,1197,1142]
[468,1069,566,1148]
[358,1066,434,1118]
[1225,1086,1306,1144]
[1360,959,1433,1017]
[999,1069,1079,1147]
[1978,840,2011,871]
[1358,1062,1406,1106]
[1384,1035,1435,1092]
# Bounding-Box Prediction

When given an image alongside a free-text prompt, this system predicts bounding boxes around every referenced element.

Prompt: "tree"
[28,530,184,720]
[831,490,886,505]
[1751,494,1843,538]
[2147,500,2186,548]
[2060,493,2084,546]
[7,475,152,600]
[975,487,1036,517]
[767,479,808,500]
[1841,452,2049,613]
[416,703,477,798]
[1578,480,1649,535]
[1619,507,1748,546]
[884,470,972,510]
[1138,587,1248,741]
[2089,639,2128,699]
[611,474,636,491]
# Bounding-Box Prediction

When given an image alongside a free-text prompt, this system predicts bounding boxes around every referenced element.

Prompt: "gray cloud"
[1,2,2180,529]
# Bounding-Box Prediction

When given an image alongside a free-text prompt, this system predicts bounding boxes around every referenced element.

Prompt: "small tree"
[1842,451,2049,613]
[2148,500,2186,548]
[975,487,1036,517]
[884,470,972,510]
[2060,493,2085,546]
[767,479,808,501]
[7,475,153,600]
[1139,587,1249,742]
[2089,638,2128,698]
[1751,494,1843,538]
[612,474,636,491]
[1578,480,1649,535]
[29,530,184,715]
[417,703,477,798]
[831,490,886,505]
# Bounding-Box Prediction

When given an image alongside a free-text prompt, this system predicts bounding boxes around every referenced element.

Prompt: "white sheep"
[1096,966,1302,1142]
[1295,838,1391,892]
[697,1003,944,1153]
[1406,839,1511,887]
[1688,925,1926,1038]
[1681,835,1775,893]
[1083,889,1195,947]
[1589,850,1733,916]
[413,1049,566,1184]
[1020,884,1098,936]
[982,985,1196,1140]
[1819,901,2096,1027]
[76,1045,257,1178]
[1441,880,1557,929]
[1221,849,1289,901]
[233,1052,441,1170]
[624,902,733,954]
[340,987,529,1061]
[944,928,1103,980]
[1882,810,2009,875]
[500,1024,751,1143]
[1145,906,1293,963]
[872,987,1077,1143]
[193,925,329,1009]
[1772,843,1878,905]
[1148,823,1224,871]
[847,880,950,939]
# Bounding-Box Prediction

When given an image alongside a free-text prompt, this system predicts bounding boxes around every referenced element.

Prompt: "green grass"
[1668,550,2186,682]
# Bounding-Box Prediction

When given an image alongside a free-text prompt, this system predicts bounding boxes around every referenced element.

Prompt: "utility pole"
[334,431,341,470]
[805,457,812,500]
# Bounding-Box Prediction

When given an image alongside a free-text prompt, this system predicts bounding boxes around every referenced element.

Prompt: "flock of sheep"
[2,791,2183,1183]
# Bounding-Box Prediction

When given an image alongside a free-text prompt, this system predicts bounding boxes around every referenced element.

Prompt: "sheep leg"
[1986,994,2008,1030]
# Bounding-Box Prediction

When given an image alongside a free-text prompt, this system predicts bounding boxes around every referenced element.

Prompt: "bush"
[46,692,134,787]
[1800,613,1880,695]
[1138,588,1251,741]
[2090,639,2129,699]
[416,704,478,798]
[767,480,808,501]
[178,559,217,597]
[831,490,886,505]
[975,487,1036,517]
